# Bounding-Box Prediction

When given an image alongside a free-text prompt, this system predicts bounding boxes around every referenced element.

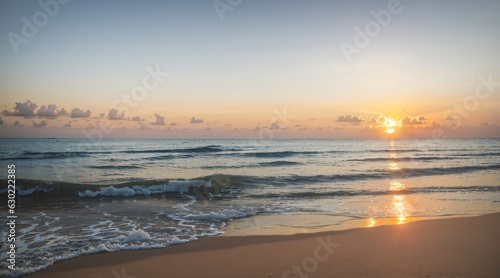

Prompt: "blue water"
[1,138,499,276]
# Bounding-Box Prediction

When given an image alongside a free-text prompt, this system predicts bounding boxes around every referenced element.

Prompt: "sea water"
[0,138,499,276]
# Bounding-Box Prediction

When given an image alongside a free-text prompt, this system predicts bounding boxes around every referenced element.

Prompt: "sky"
[1,0,499,139]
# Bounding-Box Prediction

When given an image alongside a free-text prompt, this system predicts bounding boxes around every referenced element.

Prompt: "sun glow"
[382,117,400,134]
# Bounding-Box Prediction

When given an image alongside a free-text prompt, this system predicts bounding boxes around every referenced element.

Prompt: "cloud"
[4,100,38,117]
[401,117,423,126]
[108,108,126,120]
[70,108,91,118]
[270,122,280,130]
[151,114,165,125]
[64,123,72,128]
[337,115,363,123]
[32,120,48,128]
[0,117,3,125]
[58,108,67,116]
[190,117,204,124]
[16,100,38,117]
[418,116,426,121]
[38,104,58,118]
[444,116,456,121]
[131,116,144,121]
[170,122,177,126]
[139,124,149,130]
[13,121,20,126]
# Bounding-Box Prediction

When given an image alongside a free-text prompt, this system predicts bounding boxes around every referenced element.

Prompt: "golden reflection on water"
[367,140,411,227]
[393,195,404,201]
[393,194,407,224]
[389,181,405,191]
[366,192,409,227]
[368,218,376,227]
[389,141,406,223]
[388,162,400,171]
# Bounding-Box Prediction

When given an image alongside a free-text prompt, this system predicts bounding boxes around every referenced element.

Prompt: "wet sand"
[25,213,500,278]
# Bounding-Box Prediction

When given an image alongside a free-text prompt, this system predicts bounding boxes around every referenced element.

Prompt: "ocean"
[1,138,499,276]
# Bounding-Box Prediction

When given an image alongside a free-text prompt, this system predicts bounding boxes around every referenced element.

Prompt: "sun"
[382,117,400,134]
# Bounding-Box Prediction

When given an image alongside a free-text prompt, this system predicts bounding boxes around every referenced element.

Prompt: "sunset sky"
[1,0,499,139]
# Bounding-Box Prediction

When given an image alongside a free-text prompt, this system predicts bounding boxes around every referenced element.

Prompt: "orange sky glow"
[1,1,499,139]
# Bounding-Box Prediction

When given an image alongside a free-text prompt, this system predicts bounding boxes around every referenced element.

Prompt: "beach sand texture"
[26,213,500,278]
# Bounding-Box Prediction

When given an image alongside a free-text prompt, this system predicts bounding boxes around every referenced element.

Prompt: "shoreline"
[24,213,500,278]
[221,213,479,236]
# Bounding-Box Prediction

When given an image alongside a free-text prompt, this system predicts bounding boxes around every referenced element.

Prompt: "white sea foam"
[2,186,54,196]
[78,179,211,198]
[118,228,153,242]
[0,226,202,277]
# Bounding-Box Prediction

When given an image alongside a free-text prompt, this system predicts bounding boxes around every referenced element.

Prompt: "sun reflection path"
[389,180,408,224]
[388,162,401,171]
[393,195,407,224]
[368,218,376,227]
[368,140,412,227]
[389,181,405,191]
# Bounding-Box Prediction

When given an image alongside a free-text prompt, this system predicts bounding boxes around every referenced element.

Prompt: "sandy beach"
[25,213,500,278]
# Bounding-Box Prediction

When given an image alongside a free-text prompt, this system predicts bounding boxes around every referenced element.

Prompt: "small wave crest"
[0,151,94,160]
[0,145,235,161]
[242,151,318,158]
[78,180,211,197]
[258,160,303,166]
[1,175,231,199]
[87,165,144,170]
[120,145,230,154]
[348,156,462,162]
